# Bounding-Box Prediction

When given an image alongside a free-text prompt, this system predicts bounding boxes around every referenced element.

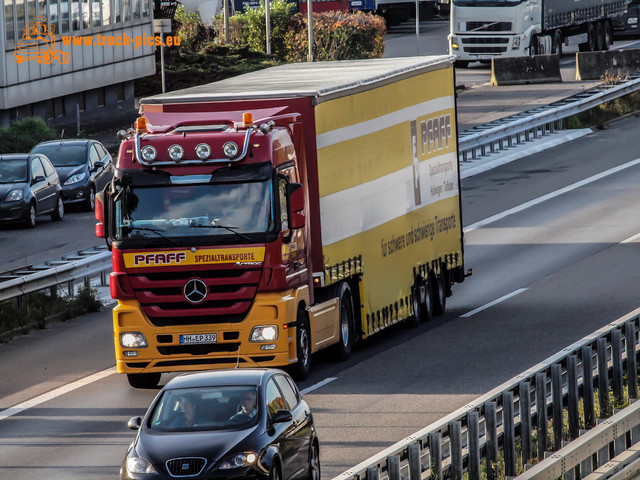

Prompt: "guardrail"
[458,76,640,163]
[332,307,640,480]
[0,245,110,303]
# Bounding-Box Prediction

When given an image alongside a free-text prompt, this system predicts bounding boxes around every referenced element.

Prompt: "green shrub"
[285,11,386,62]
[0,117,58,154]
[174,4,211,51]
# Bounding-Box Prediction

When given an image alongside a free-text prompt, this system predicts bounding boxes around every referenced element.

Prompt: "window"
[278,176,289,232]
[97,88,105,107]
[265,379,287,418]
[274,375,298,409]
[5,0,15,43]
[77,92,86,112]
[59,0,70,32]
[15,0,25,42]
[46,99,54,120]
[101,0,111,24]
[116,83,125,102]
[89,144,100,166]
[31,158,45,180]
[40,156,56,177]
[54,97,65,117]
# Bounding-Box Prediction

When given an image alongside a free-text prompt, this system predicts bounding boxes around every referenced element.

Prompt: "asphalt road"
[1,112,640,479]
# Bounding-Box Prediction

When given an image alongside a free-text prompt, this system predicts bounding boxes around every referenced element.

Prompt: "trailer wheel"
[408,279,433,327]
[552,30,563,56]
[289,307,311,380]
[580,23,595,52]
[127,373,161,389]
[528,35,538,56]
[433,271,448,316]
[333,282,354,361]
[594,22,604,50]
[603,21,612,50]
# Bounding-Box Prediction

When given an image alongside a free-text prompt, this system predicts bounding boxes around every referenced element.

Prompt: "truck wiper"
[127,226,182,246]
[188,224,254,243]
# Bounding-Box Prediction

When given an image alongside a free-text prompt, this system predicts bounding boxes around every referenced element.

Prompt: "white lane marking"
[464,158,640,233]
[0,366,116,421]
[622,232,640,244]
[300,377,338,395]
[460,288,528,318]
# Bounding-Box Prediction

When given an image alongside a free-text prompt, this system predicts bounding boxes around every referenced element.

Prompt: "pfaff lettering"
[133,252,187,266]
[420,114,452,155]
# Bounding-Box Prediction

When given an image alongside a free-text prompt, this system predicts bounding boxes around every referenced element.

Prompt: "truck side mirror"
[287,182,305,229]
[95,189,110,249]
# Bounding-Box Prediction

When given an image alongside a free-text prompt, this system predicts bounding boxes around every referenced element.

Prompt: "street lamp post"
[307,0,314,61]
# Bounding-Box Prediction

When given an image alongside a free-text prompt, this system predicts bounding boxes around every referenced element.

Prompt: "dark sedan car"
[30,139,113,211]
[121,369,320,480]
[0,153,64,227]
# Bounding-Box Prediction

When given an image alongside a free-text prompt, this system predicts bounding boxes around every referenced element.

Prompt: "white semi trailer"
[449,0,627,67]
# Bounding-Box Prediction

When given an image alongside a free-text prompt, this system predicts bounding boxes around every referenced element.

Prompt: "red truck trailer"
[96,56,468,388]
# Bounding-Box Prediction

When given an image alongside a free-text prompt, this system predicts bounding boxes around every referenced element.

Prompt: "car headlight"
[629,17,639,25]
[220,452,258,469]
[120,332,148,348]
[5,190,23,202]
[250,325,278,342]
[126,455,157,474]
[64,172,86,185]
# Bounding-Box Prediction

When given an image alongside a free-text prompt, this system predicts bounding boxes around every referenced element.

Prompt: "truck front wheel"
[127,373,161,389]
[290,307,311,380]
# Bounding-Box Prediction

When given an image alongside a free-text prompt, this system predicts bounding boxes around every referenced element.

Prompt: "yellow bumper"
[113,291,301,374]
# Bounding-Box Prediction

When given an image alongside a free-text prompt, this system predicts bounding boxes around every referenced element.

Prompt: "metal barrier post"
[568,355,580,439]
[598,338,610,418]
[485,402,498,480]
[408,444,421,480]
[612,329,624,403]
[520,381,532,465]
[536,372,548,459]
[429,432,442,480]
[467,411,480,480]
[626,321,638,400]
[583,345,595,429]
[450,421,462,480]
[503,391,516,477]
[388,455,401,480]
[552,364,563,450]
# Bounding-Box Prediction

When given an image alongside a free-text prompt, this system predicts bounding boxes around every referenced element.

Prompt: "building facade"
[1,0,156,129]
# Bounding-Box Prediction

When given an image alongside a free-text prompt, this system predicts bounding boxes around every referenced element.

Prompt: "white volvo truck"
[449,0,627,67]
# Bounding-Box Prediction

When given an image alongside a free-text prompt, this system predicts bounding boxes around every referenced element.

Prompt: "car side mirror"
[271,410,293,424]
[286,183,305,229]
[94,161,104,169]
[128,416,142,430]
[32,175,45,184]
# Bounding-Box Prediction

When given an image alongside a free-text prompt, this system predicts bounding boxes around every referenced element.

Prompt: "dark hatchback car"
[121,369,320,480]
[30,139,113,211]
[0,153,64,227]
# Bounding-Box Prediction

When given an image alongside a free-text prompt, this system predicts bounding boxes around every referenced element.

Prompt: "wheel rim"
[340,304,350,347]
[310,445,320,480]
[30,205,36,225]
[299,327,310,366]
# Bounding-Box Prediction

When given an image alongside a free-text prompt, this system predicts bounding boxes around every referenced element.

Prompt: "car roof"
[164,368,285,390]
[0,154,30,161]
[32,139,93,148]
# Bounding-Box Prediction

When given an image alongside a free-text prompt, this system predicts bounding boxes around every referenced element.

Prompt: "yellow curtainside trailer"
[98,55,467,387]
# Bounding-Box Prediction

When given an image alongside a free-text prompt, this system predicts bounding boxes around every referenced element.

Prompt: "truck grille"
[465,21,512,32]
[460,37,509,44]
[166,457,206,477]
[463,46,508,54]
[129,266,261,327]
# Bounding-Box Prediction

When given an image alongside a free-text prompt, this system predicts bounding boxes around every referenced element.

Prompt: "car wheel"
[289,307,311,380]
[308,442,320,480]
[126,373,161,389]
[333,282,354,361]
[433,271,447,316]
[24,202,37,228]
[269,464,281,480]
[51,196,64,221]
[84,186,95,212]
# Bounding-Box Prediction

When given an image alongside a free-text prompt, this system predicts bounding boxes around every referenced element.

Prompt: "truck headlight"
[196,143,211,160]
[250,325,278,342]
[140,145,157,161]
[513,37,521,47]
[223,142,239,158]
[629,17,639,25]
[120,332,148,348]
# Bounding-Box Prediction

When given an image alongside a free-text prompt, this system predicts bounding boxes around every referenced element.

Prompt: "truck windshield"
[453,0,524,6]
[114,181,273,242]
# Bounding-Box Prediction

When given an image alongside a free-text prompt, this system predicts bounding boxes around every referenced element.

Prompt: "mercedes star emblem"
[184,278,207,304]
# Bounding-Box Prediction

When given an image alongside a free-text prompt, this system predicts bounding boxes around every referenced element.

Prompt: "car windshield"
[149,386,259,431]
[31,144,87,167]
[114,181,274,242]
[0,159,28,183]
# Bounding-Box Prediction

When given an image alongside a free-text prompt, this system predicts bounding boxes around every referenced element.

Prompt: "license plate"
[180,333,217,345]
[476,55,492,60]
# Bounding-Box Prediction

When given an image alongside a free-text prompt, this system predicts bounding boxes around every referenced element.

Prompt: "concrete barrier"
[490,54,562,86]
[576,49,640,81]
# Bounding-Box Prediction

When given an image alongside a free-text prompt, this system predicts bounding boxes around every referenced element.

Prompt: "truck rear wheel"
[552,30,563,56]
[289,307,311,380]
[127,373,161,389]
[579,23,595,52]
[603,21,612,50]
[594,22,604,50]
